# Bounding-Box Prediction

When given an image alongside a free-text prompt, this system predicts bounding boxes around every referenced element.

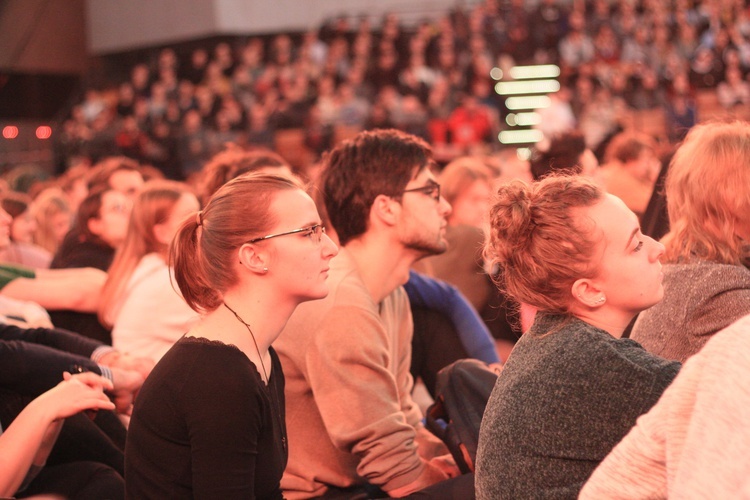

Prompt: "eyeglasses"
[401,181,441,202]
[248,224,326,244]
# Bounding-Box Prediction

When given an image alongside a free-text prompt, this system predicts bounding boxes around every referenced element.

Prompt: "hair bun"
[486,180,536,264]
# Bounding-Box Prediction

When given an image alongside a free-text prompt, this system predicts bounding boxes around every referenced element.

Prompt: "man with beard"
[275,129,470,499]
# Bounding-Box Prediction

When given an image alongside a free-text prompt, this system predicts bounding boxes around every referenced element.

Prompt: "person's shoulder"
[666,261,750,293]
[158,337,257,386]
[548,317,679,373]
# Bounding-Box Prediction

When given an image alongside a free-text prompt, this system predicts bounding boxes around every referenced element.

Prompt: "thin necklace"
[223,301,268,382]
[222,301,288,454]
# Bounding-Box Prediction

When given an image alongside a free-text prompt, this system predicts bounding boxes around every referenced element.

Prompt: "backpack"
[425,358,499,473]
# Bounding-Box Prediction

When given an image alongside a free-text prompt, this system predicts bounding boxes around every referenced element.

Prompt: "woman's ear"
[238,243,269,275]
[571,278,606,308]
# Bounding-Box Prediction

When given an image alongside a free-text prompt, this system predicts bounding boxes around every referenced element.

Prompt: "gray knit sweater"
[631,261,750,362]
[475,313,680,500]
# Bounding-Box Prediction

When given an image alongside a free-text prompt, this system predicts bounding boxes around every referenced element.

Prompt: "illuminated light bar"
[507,112,543,127]
[495,79,560,95]
[498,129,544,144]
[2,126,19,139]
[509,64,561,80]
[490,67,503,80]
[505,95,551,110]
[36,126,52,140]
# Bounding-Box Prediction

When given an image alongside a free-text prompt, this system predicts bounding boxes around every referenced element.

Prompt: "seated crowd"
[2,118,750,498]
[53,0,750,180]
[2,1,750,499]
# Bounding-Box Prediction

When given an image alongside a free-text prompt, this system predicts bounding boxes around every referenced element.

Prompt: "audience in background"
[50,187,132,343]
[599,131,661,219]
[0,192,52,268]
[631,121,750,362]
[99,181,200,362]
[530,129,599,181]
[48,0,750,176]
[30,188,72,257]
[1,208,107,315]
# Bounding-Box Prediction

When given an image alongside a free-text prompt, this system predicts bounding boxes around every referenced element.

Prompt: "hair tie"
[196,210,203,227]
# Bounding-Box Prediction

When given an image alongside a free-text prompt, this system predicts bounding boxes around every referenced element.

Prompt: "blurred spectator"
[30,188,72,256]
[0,192,52,268]
[599,131,661,219]
[45,0,750,181]
[530,129,599,181]
[717,66,750,108]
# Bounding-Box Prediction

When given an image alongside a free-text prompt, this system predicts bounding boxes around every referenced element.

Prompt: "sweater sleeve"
[0,323,101,358]
[0,340,100,396]
[405,270,499,363]
[305,305,425,492]
[579,396,671,499]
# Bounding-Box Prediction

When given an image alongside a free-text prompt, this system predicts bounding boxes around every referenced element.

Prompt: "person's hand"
[488,362,504,376]
[108,367,145,415]
[98,351,154,380]
[386,457,451,498]
[428,453,460,479]
[34,373,115,421]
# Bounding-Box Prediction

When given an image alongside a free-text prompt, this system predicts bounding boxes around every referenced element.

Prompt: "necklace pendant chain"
[223,302,269,382]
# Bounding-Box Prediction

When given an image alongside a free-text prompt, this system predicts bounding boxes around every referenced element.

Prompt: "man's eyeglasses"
[401,181,441,202]
[248,224,326,244]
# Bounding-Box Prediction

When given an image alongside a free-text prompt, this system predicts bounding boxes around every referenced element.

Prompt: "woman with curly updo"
[475,175,680,499]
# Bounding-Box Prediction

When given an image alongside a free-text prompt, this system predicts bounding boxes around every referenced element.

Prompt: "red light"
[2,126,19,139]
[36,126,52,140]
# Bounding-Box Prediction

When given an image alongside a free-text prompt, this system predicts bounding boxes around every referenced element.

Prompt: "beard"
[402,230,448,257]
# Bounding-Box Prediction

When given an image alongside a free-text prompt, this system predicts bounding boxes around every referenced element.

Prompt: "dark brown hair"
[321,128,432,246]
[531,130,587,180]
[1,191,31,219]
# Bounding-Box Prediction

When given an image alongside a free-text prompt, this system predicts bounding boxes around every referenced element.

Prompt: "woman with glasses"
[125,172,338,499]
[98,180,200,362]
